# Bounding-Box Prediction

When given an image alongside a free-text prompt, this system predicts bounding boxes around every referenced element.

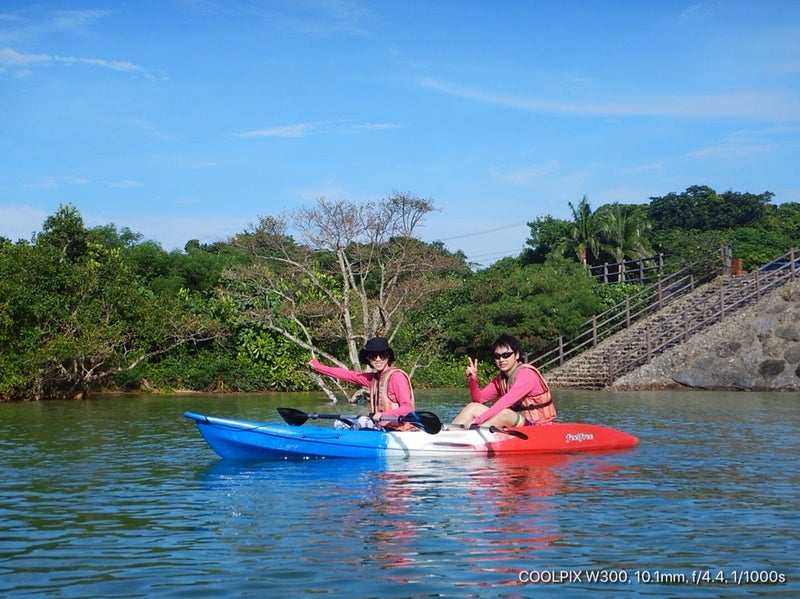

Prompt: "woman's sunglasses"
[367,351,391,360]
[493,351,515,360]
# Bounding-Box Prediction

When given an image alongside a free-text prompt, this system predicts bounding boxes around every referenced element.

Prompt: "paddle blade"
[400,411,443,434]
[277,407,310,426]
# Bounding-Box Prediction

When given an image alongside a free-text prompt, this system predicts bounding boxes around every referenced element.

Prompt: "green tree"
[757,202,800,247]
[440,255,605,358]
[727,227,794,270]
[36,204,89,262]
[522,215,571,264]
[650,228,729,275]
[0,207,224,400]
[649,185,772,231]
[89,223,144,249]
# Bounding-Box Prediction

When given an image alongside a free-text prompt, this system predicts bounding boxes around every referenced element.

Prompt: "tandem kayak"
[184,410,639,460]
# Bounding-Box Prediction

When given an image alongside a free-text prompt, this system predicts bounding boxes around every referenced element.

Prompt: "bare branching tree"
[225,192,467,402]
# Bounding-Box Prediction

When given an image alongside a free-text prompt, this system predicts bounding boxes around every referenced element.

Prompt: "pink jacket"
[309,358,414,418]
[468,367,546,425]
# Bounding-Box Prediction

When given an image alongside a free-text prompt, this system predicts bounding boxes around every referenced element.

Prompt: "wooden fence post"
[625,297,631,327]
[684,308,690,342]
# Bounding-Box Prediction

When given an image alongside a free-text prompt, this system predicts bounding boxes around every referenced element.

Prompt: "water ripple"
[1,391,798,597]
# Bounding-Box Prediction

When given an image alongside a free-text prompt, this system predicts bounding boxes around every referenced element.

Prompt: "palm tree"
[555,196,603,265]
[595,203,653,278]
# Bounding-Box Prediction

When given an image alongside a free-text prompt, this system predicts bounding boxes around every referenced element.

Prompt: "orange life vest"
[369,367,416,431]
[499,364,557,425]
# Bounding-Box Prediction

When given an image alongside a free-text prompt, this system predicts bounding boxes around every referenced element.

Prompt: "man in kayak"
[451,333,556,429]
[308,337,416,430]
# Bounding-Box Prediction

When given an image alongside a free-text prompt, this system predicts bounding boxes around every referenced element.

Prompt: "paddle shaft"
[277,408,442,434]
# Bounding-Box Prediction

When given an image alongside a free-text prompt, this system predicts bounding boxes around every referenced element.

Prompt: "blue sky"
[2,1,799,267]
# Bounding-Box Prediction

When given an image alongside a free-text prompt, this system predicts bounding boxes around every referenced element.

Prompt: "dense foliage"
[2,185,798,400]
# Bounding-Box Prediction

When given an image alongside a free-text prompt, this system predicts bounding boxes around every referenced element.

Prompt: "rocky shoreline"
[612,283,800,391]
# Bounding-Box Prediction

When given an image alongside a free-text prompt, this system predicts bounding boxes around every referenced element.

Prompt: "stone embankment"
[612,283,800,391]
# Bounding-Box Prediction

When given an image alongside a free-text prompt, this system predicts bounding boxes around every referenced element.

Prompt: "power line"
[435,221,529,242]
[469,248,524,260]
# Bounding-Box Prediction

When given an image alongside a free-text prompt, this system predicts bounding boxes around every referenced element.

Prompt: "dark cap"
[358,337,394,364]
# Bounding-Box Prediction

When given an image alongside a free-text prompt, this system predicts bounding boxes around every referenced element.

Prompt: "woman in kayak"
[451,333,556,429]
[308,336,416,430]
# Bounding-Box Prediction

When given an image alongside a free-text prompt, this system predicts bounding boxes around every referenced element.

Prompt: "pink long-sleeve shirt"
[468,367,546,425]
[309,358,414,418]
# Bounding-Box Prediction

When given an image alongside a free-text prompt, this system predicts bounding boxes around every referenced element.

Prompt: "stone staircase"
[538,253,800,389]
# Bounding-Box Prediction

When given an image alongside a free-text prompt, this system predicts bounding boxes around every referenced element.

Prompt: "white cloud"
[236,120,401,138]
[107,180,144,189]
[687,129,778,159]
[354,122,401,131]
[26,175,89,189]
[129,117,175,141]
[237,123,316,138]
[0,47,155,79]
[0,9,111,44]
[418,77,800,121]
[623,162,665,174]
[494,160,560,186]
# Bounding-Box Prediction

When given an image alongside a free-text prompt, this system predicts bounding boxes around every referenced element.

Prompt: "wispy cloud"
[418,77,800,121]
[130,117,175,141]
[107,180,144,189]
[687,129,777,159]
[261,0,374,38]
[237,120,401,138]
[26,175,89,189]
[0,47,155,79]
[494,160,560,186]
[675,0,721,24]
[169,0,374,38]
[622,162,665,175]
[354,122,401,131]
[237,123,317,138]
[0,9,111,44]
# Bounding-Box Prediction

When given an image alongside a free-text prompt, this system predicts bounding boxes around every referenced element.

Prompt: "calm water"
[1,390,797,598]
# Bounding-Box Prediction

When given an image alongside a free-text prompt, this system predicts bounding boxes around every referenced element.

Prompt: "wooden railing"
[529,265,715,371]
[529,248,800,384]
[605,249,800,383]
[587,253,666,285]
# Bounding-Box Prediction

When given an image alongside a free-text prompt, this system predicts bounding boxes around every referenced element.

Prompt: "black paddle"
[277,407,443,435]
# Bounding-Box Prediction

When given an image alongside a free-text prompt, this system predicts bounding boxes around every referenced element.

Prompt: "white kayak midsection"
[382,428,501,456]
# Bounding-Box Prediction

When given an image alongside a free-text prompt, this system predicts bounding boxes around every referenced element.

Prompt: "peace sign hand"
[466,356,479,379]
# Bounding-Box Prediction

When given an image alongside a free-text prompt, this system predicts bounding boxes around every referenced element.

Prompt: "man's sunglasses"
[493,351,515,360]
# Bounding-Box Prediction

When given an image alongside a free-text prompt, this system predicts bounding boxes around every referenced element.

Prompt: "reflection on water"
[190,448,650,593]
[1,390,798,597]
